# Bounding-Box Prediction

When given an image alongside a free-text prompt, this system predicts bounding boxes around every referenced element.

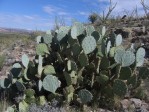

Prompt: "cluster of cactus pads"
[0,22,149,111]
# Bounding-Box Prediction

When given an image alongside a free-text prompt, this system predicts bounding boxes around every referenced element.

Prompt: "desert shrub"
[88,13,98,24]
[0,54,5,70]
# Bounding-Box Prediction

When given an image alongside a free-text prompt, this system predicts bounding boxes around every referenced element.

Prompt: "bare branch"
[140,0,149,17]
[104,0,117,21]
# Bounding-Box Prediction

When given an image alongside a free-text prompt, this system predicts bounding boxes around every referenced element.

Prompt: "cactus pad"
[71,22,84,39]
[38,80,43,91]
[78,89,93,104]
[43,75,61,94]
[57,26,70,41]
[63,85,75,103]
[22,54,29,68]
[114,49,135,67]
[82,36,96,54]
[10,63,22,78]
[44,65,56,75]
[19,100,29,112]
[67,60,77,72]
[136,47,145,67]
[64,71,77,86]
[43,34,53,45]
[96,74,109,85]
[72,43,81,56]
[109,47,116,57]
[37,96,46,106]
[100,57,110,70]
[86,25,95,36]
[119,67,132,80]
[16,81,26,91]
[116,34,122,46]
[122,51,135,67]
[0,78,11,89]
[36,36,42,43]
[78,52,88,67]
[102,26,106,36]
[113,79,127,97]
[139,67,149,79]
[107,41,111,54]
[36,43,49,56]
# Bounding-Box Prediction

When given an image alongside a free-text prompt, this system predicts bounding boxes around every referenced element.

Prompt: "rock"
[120,99,131,109]
[114,28,130,38]
[130,98,142,109]
[128,104,136,112]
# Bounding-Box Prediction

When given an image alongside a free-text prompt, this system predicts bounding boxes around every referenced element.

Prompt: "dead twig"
[98,0,117,23]
[140,0,149,18]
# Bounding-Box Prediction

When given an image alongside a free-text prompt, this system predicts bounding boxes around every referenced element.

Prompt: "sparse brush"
[0,54,5,70]
[88,13,98,24]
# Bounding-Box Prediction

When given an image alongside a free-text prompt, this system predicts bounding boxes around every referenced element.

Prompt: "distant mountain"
[0,27,34,34]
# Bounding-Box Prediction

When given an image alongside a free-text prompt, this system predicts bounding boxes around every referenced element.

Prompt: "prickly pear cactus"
[16,81,26,91]
[38,55,43,77]
[113,79,127,97]
[114,48,125,64]
[44,65,56,75]
[71,43,81,56]
[57,26,70,41]
[36,43,49,55]
[6,107,15,112]
[1,22,148,111]
[106,40,111,54]
[36,36,42,43]
[43,33,53,45]
[37,96,46,106]
[63,85,75,103]
[38,80,43,91]
[96,74,109,85]
[78,89,93,104]
[114,49,135,67]
[121,51,135,67]
[136,47,145,67]
[22,54,29,68]
[139,67,149,79]
[19,100,29,112]
[67,60,77,72]
[119,67,132,80]
[43,75,61,94]
[71,22,84,39]
[78,52,88,67]
[86,25,95,36]
[115,34,122,46]
[0,78,10,89]
[102,26,106,36]
[82,36,96,54]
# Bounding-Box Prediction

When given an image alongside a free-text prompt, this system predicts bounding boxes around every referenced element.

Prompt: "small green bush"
[0,54,5,70]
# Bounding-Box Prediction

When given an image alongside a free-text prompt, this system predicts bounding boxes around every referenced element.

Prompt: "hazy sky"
[0,0,148,31]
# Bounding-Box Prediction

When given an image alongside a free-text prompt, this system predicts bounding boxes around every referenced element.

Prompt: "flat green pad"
[139,67,149,79]
[43,75,61,94]
[78,89,93,103]
[71,22,84,39]
[119,67,132,80]
[136,47,145,67]
[78,52,88,67]
[22,54,29,68]
[36,43,49,56]
[82,36,96,54]
[113,79,127,97]
[44,65,56,75]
